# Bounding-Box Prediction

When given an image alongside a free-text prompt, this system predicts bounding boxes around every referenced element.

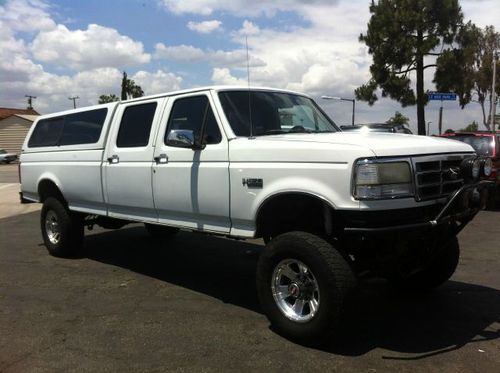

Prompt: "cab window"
[165,96,222,147]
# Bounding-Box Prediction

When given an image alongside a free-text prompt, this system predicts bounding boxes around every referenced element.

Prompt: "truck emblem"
[242,178,263,188]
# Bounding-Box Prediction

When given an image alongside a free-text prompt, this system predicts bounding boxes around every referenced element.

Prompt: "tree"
[121,71,144,100]
[434,25,500,131]
[386,111,409,126]
[461,120,478,132]
[98,94,119,104]
[356,0,465,135]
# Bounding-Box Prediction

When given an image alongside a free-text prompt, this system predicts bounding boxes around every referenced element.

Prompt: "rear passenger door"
[104,98,165,221]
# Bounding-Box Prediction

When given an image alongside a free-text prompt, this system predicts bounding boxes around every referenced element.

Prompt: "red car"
[440,131,500,206]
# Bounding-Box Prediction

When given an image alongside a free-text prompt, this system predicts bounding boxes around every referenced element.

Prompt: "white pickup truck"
[20,86,493,344]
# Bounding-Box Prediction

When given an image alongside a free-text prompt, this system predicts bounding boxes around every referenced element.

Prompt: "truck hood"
[253,132,474,157]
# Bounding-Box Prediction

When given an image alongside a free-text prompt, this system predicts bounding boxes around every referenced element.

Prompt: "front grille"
[413,154,471,200]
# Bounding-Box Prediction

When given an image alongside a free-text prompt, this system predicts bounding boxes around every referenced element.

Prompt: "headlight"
[461,157,481,180]
[481,157,493,177]
[353,160,413,200]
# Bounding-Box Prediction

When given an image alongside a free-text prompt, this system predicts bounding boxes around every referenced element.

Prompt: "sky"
[0,0,499,133]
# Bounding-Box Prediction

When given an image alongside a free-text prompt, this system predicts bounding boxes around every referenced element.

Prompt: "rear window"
[28,108,108,148]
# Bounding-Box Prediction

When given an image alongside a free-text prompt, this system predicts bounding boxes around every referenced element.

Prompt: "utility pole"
[25,95,37,110]
[438,100,443,135]
[491,51,497,133]
[68,96,80,109]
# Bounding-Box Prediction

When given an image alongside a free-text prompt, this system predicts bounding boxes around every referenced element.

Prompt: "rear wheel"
[41,197,83,257]
[256,231,355,345]
[144,223,179,238]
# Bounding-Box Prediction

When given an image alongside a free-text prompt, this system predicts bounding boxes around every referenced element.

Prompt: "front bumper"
[342,180,495,234]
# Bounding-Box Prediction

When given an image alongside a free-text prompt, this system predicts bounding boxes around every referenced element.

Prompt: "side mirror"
[166,129,195,148]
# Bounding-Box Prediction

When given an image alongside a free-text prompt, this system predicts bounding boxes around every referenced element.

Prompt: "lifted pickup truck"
[20,86,494,344]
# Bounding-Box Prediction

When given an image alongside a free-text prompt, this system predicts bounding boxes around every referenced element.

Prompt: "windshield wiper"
[256,127,318,136]
[256,129,288,136]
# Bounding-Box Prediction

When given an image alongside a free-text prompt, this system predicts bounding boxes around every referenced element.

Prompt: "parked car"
[440,131,499,206]
[0,149,18,164]
[20,86,493,344]
[340,123,413,134]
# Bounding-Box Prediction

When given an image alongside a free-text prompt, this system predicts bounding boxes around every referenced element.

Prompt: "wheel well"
[255,193,338,239]
[38,179,66,204]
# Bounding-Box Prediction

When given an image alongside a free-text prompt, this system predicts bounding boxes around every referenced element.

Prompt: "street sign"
[428,92,457,101]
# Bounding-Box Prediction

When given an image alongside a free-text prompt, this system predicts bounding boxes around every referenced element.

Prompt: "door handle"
[154,153,168,164]
[107,154,119,164]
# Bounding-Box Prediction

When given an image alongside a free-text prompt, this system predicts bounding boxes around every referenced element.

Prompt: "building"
[0,108,39,155]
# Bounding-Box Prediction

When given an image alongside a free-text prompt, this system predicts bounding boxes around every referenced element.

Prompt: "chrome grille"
[413,154,471,201]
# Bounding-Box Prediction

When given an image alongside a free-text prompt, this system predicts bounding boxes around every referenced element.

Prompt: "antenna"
[246,36,254,138]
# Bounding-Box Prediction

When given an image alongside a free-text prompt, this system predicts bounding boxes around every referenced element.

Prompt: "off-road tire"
[390,236,460,291]
[40,197,84,257]
[256,231,356,345]
[144,223,179,238]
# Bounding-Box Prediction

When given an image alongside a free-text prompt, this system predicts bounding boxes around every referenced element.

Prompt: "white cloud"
[132,70,182,94]
[159,0,337,17]
[211,68,247,85]
[154,43,265,68]
[0,0,185,114]
[238,20,260,36]
[154,43,205,62]
[461,0,499,28]
[1,0,498,131]
[31,24,151,70]
[0,0,55,32]
[0,57,123,112]
[187,20,222,34]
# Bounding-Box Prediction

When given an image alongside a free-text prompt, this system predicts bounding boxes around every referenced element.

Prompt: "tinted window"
[165,96,221,146]
[28,117,65,147]
[28,108,108,148]
[59,109,107,145]
[117,102,157,148]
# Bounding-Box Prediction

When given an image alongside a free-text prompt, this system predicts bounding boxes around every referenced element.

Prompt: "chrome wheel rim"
[271,259,320,323]
[45,210,60,245]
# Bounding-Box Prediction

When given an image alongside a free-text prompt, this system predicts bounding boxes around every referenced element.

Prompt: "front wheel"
[256,231,356,345]
[41,197,84,257]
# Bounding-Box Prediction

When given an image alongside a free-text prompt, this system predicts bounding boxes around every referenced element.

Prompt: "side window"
[28,109,108,148]
[28,117,65,147]
[116,102,157,148]
[59,108,107,146]
[165,96,222,147]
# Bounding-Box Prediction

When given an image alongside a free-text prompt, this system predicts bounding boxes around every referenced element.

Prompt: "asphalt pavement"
[1,164,499,372]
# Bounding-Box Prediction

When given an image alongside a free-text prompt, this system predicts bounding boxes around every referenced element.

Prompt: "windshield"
[450,135,494,156]
[0,150,6,154]
[218,91,338,137]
